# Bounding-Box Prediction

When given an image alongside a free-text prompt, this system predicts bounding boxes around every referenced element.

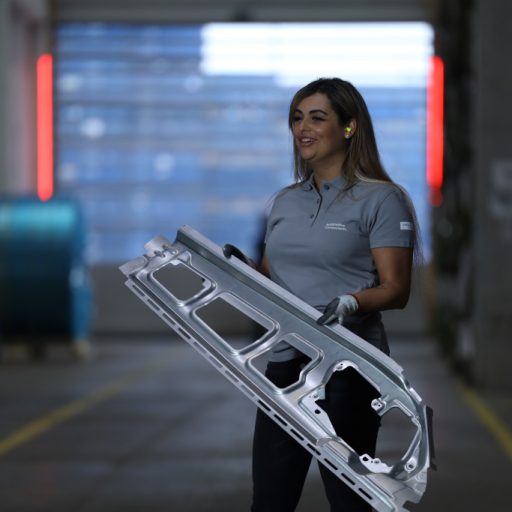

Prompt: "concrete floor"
[0,335,510,512]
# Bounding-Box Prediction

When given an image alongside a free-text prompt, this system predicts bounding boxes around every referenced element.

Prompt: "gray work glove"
[316,294,359,325]
[223,244,257,269]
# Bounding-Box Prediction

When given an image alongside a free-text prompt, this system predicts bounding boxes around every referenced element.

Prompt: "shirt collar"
[300,174,346,191]
[300,175,315,191]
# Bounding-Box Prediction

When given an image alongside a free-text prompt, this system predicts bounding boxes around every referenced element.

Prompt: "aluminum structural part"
[120,226,435,512]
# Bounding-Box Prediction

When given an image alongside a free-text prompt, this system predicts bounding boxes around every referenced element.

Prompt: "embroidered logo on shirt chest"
[324,223,347,231]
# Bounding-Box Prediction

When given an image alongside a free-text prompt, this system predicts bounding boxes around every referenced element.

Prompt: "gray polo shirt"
[264,174,414,360]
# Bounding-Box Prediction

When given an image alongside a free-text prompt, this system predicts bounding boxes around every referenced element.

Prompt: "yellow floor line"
[458,383,512,461]
[0,359,171,457]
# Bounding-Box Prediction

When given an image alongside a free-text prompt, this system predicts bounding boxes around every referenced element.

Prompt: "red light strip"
[37,53,54,201]
[426,55,444,198]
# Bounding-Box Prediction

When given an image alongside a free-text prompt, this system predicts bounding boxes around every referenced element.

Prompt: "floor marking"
[459,383,512,461]
[0,359,171,457]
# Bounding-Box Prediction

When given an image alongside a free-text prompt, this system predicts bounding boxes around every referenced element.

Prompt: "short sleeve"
[369,188,415,248]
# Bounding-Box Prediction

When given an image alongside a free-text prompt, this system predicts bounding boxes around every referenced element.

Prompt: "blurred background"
[0,0,510,511]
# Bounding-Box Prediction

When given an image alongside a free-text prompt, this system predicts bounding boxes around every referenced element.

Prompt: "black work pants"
[251,356,380,512]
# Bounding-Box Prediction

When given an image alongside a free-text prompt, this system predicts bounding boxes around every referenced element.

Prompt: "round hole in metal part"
[314,366,380,456]
[315,409,321,414]
[375,406,419,466]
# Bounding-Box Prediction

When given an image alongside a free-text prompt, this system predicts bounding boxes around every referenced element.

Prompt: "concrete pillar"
[472,0,512,391]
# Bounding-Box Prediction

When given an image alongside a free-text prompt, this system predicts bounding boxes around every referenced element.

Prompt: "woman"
[251,78,420,512]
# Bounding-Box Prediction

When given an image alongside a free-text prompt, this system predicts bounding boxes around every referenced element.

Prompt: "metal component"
[119,226,435,512]
[372,398,387,411]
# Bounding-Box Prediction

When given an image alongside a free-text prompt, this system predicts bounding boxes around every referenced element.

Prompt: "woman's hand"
[352,247,413,313]
[316,295,359,325]
[223,245,272,279]
[223,243,257,268]
[317,247,413,325]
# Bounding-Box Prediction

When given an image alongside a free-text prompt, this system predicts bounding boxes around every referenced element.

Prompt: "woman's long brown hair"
[286,77,423,264]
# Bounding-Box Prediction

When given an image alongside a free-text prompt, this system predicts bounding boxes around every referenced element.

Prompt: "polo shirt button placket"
[311,192,320,222]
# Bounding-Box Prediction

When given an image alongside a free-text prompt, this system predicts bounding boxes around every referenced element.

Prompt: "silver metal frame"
[120,226,435,512]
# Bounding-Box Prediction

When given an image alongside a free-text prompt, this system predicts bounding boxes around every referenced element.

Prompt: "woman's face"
[291,93,348,171]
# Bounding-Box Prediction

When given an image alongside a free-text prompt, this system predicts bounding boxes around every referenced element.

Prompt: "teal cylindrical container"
[0,197,92,341]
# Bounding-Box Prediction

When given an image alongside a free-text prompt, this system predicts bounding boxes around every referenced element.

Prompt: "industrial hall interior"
[0,0,510,511]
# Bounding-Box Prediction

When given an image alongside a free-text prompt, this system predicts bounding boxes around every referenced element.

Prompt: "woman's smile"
[298,136,316,146]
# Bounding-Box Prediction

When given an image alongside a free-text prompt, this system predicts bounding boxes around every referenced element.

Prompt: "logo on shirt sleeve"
[400,221,413,231]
